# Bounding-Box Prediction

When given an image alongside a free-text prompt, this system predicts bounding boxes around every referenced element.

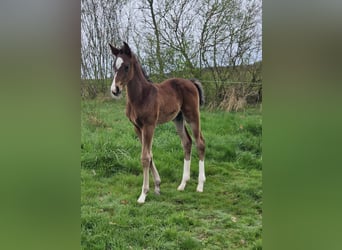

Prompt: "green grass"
[81,97,262,249]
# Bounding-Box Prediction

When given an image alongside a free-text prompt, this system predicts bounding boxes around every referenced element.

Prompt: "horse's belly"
[157,108,180,124]
[155,86,182,124]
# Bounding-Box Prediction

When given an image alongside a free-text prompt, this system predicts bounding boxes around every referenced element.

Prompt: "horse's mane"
[132,53,153,83]
[141,65,153,83]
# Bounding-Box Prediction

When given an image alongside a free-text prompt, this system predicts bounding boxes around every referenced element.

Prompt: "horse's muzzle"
[111,86,121,97]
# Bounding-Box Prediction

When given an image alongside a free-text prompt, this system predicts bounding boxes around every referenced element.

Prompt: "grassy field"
[81,97,262,249]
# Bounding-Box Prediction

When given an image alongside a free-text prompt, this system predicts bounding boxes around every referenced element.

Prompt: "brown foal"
[109,42,205,203]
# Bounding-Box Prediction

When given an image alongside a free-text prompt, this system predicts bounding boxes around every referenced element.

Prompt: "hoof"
[137,198,145,204]
[196,183,204,192]
[137,193,146,204]
[177,183,186,191]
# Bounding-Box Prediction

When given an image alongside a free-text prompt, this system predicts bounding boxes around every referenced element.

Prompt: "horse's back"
[158,78,199,99]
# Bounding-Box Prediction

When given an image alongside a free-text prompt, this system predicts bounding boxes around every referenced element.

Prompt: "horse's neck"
[126,63,152,104]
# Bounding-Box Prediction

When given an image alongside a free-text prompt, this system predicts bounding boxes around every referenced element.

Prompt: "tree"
[81,0,262,103]
[81,0,127,82]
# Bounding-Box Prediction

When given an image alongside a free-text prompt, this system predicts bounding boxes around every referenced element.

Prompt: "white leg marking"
[196,160,206,192]
[177,159,191,191]
[137,166,149,204]
[137,192,147,204]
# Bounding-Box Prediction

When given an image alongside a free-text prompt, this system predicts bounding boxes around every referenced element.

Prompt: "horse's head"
[109,42,133,98]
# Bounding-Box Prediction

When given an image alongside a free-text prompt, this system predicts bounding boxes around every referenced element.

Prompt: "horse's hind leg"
[173,113,192,191]
[189,120,206,192]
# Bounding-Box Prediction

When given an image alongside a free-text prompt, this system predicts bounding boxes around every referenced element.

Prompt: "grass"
[81,97,262,249]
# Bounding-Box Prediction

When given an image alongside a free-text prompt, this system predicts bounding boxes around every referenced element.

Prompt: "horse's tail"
[190,79,205,106]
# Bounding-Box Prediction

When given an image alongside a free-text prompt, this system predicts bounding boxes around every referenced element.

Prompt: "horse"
[109,42,206,203]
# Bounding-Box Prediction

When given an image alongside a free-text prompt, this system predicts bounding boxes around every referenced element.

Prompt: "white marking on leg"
[137,191,146,204]
[178,159,191,191]
[196,160,206,192]
[137,166,149,204]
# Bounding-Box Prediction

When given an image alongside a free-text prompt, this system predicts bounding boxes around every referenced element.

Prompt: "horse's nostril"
[112,87,121,97]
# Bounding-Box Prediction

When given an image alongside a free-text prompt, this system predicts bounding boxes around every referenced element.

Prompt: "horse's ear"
[109,43,120,56]
[122,42,131,57]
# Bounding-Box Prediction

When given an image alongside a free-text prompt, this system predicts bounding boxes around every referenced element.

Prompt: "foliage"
[81,0,262,109]
[81,98,262,249]
[81,0,262,82]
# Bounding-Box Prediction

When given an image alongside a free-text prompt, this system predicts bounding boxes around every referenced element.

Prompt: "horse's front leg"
[137,125,155,204]
[135,125,160,197]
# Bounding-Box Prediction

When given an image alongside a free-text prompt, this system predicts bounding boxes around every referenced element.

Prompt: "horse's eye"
[124,65,129,73]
